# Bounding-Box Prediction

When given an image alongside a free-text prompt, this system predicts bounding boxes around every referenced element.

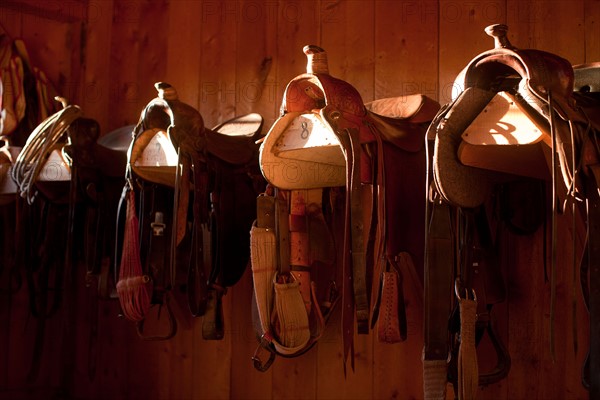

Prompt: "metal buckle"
[252,333,276,372]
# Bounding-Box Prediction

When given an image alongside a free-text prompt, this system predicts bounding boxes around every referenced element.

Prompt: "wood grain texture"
[438,0,507,104]
[375,0,438,102]
[0,1,594,399]
[584,0,600,63]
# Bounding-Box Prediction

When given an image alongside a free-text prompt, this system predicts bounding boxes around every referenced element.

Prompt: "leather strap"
[377,268,404,343]
[423,194,453,399]
[187,160,209,317]
[586,165,600,397]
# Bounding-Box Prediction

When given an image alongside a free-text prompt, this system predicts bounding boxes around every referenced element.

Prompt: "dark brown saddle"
[424,24,600,397]
[10,98,132,296]
[6,98,132,381]
[432,24,597,209]
[254,45,439,370]
[121,82,265,339]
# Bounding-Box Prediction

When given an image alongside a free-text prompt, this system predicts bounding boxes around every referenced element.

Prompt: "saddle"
[254,45,439,370]
[120,82,265,339]
[8,96,131,381]
[424,24,600,399]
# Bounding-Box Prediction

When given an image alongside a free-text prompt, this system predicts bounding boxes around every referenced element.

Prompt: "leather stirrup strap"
[187,159,209,317]
[423,195,454,399]
[456,286,478,400]
[586,165,600,397]
[347,126,369,334]
[251,193,278,371]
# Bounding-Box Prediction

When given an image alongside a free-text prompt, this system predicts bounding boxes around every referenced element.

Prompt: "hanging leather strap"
[423,195,454,399]
[187,160,209,317]
[586,165,600,397]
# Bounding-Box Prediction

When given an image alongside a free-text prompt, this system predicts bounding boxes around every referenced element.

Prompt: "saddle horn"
[304,45,329,75]
[485,24,514,50]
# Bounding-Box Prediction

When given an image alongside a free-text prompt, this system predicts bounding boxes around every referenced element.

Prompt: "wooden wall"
[0,0,599,399]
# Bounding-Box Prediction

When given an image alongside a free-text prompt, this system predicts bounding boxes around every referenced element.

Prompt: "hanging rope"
[10,98,81,204]
[116,189,152,321]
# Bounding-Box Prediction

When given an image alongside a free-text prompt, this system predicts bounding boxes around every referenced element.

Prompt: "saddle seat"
[366,94,441,152]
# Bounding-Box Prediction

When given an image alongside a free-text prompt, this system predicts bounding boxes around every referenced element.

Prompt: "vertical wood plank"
[165,0,204,107]
[191,317,232,400]
[234,0,279,129]
[94,301,130,400]
[507,0,585,65]
[109,0,169,131]
[0,4,23,38]
[375,1,439,102]
[584,0,600,63]
[82,0,115,131]
[438,0,506,104]
[197,0,238,128]
[504,227,546,400]
[320,0,375,102]
[19,12,81,105]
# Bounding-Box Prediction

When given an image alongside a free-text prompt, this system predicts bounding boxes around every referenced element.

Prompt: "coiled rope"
[10,97,82,204]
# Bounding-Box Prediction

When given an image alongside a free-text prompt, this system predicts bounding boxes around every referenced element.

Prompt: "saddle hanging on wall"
[255,44,439,371]
[424,24,600,399]
[121,82,265,340]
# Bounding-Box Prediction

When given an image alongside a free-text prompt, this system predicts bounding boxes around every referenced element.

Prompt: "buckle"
[252,333,276,372]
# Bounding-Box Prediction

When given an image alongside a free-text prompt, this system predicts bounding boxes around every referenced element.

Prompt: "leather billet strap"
[423,192,454,362]
[585,166,600,397]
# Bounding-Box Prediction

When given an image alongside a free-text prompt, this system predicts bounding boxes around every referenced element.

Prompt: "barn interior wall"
[0,1,597,399]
